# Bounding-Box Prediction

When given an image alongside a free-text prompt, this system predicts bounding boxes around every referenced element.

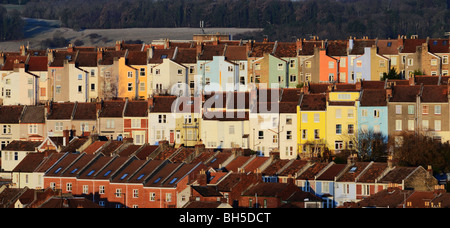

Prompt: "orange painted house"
[319,48,339,83]
[118,51,148,100]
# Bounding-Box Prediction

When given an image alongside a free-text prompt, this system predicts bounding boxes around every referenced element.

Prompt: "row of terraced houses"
[0,76,450,160]
[0,34,450,208]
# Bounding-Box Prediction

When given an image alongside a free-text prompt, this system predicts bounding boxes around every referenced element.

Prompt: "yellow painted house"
[298,93,327,159]
[118,50,149,100]
[325,85,360,154]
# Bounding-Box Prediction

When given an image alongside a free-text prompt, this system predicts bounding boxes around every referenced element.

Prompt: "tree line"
[0,6,23,41]
[19,0,450,41]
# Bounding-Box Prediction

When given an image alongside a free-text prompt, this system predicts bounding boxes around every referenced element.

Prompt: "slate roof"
[73,102,97,120]
[98,100,125,118]
[316,163,347,181]
[354,187,414,208]
[97,140,123,156]
[49,51,77,67]
[144,163,181,187]
[400,39,426,53]
[389,85,421,102]
[326,40,348,56]
[298,41,321,55]
[377,39,401,55]
[337,162,371,182]
[94,156,130,180]
[378,167,419,184]
[12,153,47,172]
[34,152,66,173]
[262,159,290,176]
[83,141,108,154]
[308,83,331,94]
[21,105,45,123]
[134,145,158,160]
[349,39,376,55]
[241,182,297,198]
[357,162,388,183]
[278,160,308,177]
[191,185,223,197]
[127,159,165,183]
[76,156,114,179]
[150,96,177,113]
[61,154,97,177]
[360,80,385,89]
[206,152,233,170]
[127,51,147,65]
[124,100,149,117]
[118,144,141,157]
[170,147,195,163]
[110,159,146,183]
[59,138,89,153]
[160,163,204,188]
[27,56,48,71]
[299,94,327,111]
[38,196,102,208]
[274,42,297,58]
[0,105,24,123]
[428,39,449,54]
[297,163,329,180]
[46,103,75,120]
[360,89,387,106]
[224,156,252,172]
[3,140,42,151]
[45,153,82,177]
[224,45,248,60]
[248,42,275,57]
[280,88,302,103]
[76,52,97,67]
[421,85,448,103]
[149,48,175,64]
[173,48,197,64]
[98,50,126,65]
[198,45,225,60]
[1,55,28,70]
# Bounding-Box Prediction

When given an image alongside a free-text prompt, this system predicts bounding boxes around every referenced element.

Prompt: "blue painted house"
[347,38,376,83]
[197,55,239,92]
[357,88,388,139]
[313,162,347,208]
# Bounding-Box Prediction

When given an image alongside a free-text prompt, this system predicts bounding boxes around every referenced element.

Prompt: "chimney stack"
[63,129,70,147]
[197,169,208,186]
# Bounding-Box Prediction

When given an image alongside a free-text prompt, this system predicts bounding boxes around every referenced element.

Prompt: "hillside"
[18,0,450,41]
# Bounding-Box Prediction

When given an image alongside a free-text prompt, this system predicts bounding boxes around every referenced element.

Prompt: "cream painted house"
[148,47,188,96]
[201,111,249,149]
[0,105,25,151]
[1,140,42,172]
[148,96,177,145]
[68,63,90,102]
[2,64,39,106]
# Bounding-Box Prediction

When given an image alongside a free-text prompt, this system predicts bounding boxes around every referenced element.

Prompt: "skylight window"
[137,174,145,180]
[161,55,168,59]
[153,177,161,184]
[87,170,95,176]
[104,170,112,177]
[349,167,357,173]
[54,167,62,174]
[210,158,217,163]
[120,174,128,180]
[70,168,78,174]
[387,42,392,47]
[169,178,178,184]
